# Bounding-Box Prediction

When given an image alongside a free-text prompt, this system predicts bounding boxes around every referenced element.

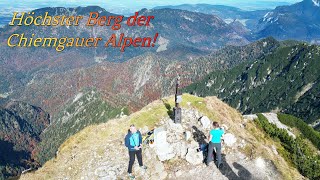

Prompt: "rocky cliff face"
[19,94,303,180]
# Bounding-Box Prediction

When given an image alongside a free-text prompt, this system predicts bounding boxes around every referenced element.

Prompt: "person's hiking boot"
[140,165,147,170]
[128,173,135,179]
[206,162,214,167]
[217,163,223,169]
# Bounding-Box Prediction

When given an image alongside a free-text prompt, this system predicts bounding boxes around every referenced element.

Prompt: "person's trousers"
[207,142,222,166]
[127,149,143,173]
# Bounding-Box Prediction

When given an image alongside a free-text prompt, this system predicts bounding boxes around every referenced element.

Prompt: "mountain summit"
[256,0,320,42]
[19,94,304,180]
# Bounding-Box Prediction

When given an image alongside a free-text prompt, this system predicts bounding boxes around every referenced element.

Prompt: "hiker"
[207,121,224,168]
[125,124,147,179]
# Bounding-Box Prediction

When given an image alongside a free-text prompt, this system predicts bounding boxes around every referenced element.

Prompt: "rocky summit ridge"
[19,94,303,180]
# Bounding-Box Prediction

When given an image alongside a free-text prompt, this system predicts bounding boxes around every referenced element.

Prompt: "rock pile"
[150,109,237,167]
[133,109,282,180]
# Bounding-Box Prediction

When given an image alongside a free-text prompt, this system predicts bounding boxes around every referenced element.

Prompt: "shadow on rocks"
[191,126,207,145]
[162,100,174,120]
[218,154,253,180]
[191,126,209,163]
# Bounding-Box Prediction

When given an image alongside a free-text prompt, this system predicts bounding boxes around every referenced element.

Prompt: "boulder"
[95,166,116,180]
[172,142,187,158]
[175,170,183,177]
[243,114,258,121]
[223,133,237,147]
[255,157,266,169]
[185,148,203,165]
[199,116,211,130]
[154,127,175,161]
[189,140,199,149]
[271,145,278,155]
[167,120,184,133]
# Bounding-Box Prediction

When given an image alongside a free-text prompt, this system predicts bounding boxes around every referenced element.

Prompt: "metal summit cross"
[174,77,182,123]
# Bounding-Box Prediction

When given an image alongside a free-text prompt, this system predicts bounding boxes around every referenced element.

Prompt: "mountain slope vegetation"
[184,42,320,124]
[34,89,126,165]
[0,102,50,179]
[255,114,320,179]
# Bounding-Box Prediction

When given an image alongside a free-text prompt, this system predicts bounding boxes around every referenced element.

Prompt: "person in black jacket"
[125,124,147,179]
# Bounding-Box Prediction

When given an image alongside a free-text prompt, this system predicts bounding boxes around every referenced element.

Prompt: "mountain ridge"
[255,0,320,42]
[19,94,304,180]
[153,3,269,32]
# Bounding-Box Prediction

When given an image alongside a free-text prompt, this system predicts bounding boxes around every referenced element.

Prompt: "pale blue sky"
[0,0,303,17]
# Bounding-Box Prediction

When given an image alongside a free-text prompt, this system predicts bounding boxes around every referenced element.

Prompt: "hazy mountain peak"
[256,0,320,41]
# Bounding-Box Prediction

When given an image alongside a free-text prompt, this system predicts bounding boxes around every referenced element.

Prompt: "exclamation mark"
[152,33,158,47]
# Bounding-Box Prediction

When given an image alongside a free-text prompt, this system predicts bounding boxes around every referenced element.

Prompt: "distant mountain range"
[0,6,251,112]
[154,0,320,43]
[2,1,319,44]
[184,41,320,124]
[255,0,320,42]
[0,6,249,63]
[0,1,294,27]
[154,4,269,31]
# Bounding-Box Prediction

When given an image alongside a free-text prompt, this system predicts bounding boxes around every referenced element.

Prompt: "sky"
[0,0,302,19]
[0,0,302,12]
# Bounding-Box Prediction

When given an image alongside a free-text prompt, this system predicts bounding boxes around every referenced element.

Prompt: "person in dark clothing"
[207,121,224,168]
[125,124,147,179]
